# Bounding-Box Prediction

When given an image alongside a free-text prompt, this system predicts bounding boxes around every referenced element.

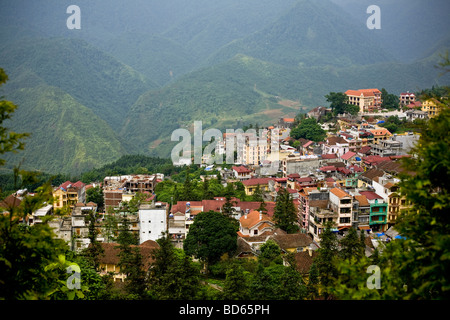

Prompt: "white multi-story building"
[138,202,168,244]
[329,187,353,230]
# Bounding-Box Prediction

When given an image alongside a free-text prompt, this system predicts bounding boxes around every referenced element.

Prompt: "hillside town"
[1,87,441,289]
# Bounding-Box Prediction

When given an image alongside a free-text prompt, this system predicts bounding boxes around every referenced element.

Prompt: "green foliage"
[290,117,326,142]
[325,92,358,116]
[86,186,104,211]
[148,235,202,300]
[339,227,365,260]
[258,240,282,267]
[221,260,251,300]
[80,154,177,183]
[313,222,339,299]
[0,68,29,167]
[273,187,299,233]
[381,88,399,110]
[183,211,238,266]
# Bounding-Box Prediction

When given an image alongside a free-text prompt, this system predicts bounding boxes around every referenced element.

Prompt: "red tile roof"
[330,187,350,199]
[359,191,383,200]
[242,178,273,186]
[319,166,336,172]
[321,153,338,159]
[232,166,252,173]
[341,151,356,160]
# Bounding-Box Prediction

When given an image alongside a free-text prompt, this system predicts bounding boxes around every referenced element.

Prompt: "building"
[71,202,99,252]
[329,188,353,231]
[345,88,382,113]
[368,128,392,144]
[322,136,350,158]
[242,177,273,196]
[422,99,442,118]
[400,91,416,107]
[238,210,276,237]
[98,240,159,282]
[308,198,336,243]
[53,181,86,210]
[405,109,428,121]
[138,202,169,244]
[299,187,329,233]
[231,166,253,181]
[353,194,370,231]
[103,174,163,211]
[360,191,388,232]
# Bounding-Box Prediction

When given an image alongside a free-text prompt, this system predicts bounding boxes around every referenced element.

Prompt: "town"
[0,87,446,299]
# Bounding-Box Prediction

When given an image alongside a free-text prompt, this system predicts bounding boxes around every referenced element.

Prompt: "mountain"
[121,54,308,158]
[99,33,197,87]
[162,0,299,62]
[0,0,449,175]
[2,85,125,175]
[329,0,450,62]
[206,0,392,68]
[122,48,450,159]
[0,38,156,130]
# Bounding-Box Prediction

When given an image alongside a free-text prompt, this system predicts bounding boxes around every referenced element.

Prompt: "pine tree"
[273,187,298,233]
[314,221,339,299]
[307,263,319,300]
[148,235,201,299]
[83,210,104,270]
[339,227,364,260]
[222,261,250,300]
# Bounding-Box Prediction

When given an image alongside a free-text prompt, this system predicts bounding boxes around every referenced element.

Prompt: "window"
[253,229,258,235]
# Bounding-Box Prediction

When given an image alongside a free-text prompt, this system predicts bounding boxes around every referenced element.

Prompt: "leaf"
[67,290,75,300]
[75,290,85,299]
[58,254,66,265]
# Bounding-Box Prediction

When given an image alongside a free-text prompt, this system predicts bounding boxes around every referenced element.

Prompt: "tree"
[258,239,282,267]
[339,227,365,260]
[0,68,29,166]
[0,170,70,299]
[222,261,250,300]
[273,187,298,233]
[116,218,147,299]
[325,92,358,116]
[251,184,267,214]
[202,177,214,200]
[381,88,399,110]
[290,117,326,142]
[183,211,238,267]
[314,221,339,299]
[148,235,202,300]
[86,186,104,212]
[276,256,307,300]
[393,95,450,299]
[82,210,104,270]
[306,263,319,300]
[181,166,194,200]
[0,70,72,299]
[330,77,450,299]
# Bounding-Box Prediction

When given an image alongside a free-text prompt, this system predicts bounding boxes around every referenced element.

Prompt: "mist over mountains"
[0,0,449,175]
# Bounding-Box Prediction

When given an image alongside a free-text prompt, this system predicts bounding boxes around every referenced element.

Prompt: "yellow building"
[53,181,86,210]
[421,99,442,118]
[241,177,272,196]
[369,128,392,144]
[345,89,382,113]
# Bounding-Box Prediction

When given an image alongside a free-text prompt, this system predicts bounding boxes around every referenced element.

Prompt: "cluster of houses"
[2,88,435,281]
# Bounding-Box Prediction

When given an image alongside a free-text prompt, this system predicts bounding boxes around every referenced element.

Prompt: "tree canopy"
[183,211,238,266]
